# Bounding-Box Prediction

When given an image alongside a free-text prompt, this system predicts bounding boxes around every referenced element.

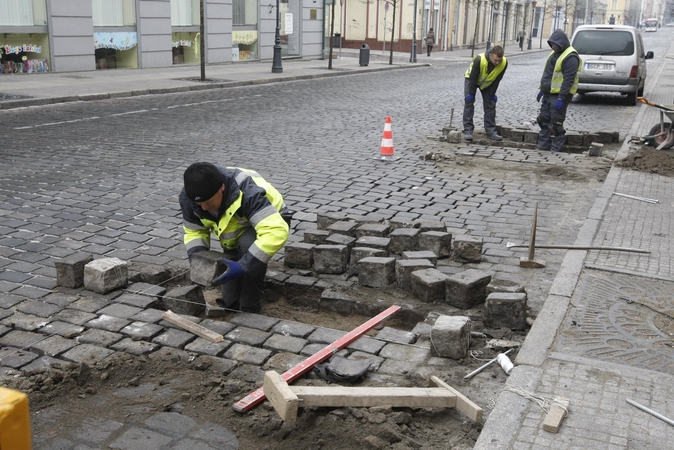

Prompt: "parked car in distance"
[570,25,654,105]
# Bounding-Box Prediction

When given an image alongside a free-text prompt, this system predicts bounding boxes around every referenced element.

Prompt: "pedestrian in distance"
[462,45,508,142]
[179,162,291,314]
[535,30,581,153]
[517,30,525,51]
[426,28,435,56]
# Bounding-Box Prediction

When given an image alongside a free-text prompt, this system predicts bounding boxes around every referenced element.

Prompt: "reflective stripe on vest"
[550,46,581,94]
[464,53,507,89]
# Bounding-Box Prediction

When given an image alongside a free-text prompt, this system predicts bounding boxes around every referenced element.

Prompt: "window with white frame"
[0,0,34,26]
[171,0,199,26]
[92,0,136,26]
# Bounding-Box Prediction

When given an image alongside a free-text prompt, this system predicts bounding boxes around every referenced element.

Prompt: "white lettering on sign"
[3,44,42,55]
[285,13,293,35]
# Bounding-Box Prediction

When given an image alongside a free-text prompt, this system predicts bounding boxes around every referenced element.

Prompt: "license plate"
[587,63,613,70]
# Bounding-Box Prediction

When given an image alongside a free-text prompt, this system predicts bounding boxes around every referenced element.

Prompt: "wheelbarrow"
[629,97,674,150]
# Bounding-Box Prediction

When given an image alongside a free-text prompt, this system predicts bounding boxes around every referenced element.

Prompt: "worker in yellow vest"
[535,30,581,153]
[463,45,508,142]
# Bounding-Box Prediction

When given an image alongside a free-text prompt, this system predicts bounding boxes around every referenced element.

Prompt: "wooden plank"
[161,310,224,343]
[263,371,299,425]
[292,386,456,409]
[233,305,401,412]
[543,396,569,433]
[430,376,483,423]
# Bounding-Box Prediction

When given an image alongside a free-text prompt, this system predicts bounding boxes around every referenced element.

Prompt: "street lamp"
[528,0,536,49]
[410,0,418,62]
[271,0,283,73]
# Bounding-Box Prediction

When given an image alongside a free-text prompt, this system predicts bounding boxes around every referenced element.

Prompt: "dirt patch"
[615,146,674,176]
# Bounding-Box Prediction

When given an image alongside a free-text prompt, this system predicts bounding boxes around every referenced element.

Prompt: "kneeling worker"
[180,162,290,314]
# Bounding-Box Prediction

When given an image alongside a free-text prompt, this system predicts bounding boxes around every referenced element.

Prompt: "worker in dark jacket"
[463,45,508,142]
[535,29,582,152]
[179,162,290,314]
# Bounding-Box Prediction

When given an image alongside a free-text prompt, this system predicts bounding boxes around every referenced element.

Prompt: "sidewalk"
[474,36,674,449]
[0,44,547,110]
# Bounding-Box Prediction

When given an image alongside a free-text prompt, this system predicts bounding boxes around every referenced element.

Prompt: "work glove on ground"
[490,95,498,103]
[212,259,246,285]
[465,94,475,102]
[554,98,565,111]
[536,90,544,102]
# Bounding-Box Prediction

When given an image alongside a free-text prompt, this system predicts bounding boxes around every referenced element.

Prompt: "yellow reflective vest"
[180,166,289,275]
[548,46,581,94]
[464,53,507,90]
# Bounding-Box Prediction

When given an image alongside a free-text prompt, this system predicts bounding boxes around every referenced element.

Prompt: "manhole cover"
[0,92,31,102]
[555,269,674,375]
[173,77,231,83]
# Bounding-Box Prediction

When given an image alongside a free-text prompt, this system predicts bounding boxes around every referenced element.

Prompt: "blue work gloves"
[490,95,498,103]
[212,259,246,285]
[465,94,475,103]
[536,90,544,102]
[554,98,565,111]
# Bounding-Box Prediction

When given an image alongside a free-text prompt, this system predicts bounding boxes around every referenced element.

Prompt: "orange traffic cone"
[378,116,399,161]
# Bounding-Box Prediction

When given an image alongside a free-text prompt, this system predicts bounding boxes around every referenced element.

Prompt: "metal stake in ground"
[520,202,545,268]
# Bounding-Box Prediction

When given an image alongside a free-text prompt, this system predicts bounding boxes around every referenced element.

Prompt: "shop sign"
[232,31,258,45]
[94,32,138,50]
[285,13,293,34]
[172,40,192,48]
[2,44,42,55]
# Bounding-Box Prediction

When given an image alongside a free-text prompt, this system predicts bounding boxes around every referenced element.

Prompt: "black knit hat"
[183,162,224,202]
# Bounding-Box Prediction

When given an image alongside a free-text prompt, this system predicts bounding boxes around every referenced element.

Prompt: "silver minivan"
[570,25,654,105]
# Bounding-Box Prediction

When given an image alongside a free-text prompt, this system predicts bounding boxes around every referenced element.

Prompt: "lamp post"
[528,0,536,49]
[410,0,418,62]
[539,0,546,48]
[486,0,495,53]
[271,0,283,73]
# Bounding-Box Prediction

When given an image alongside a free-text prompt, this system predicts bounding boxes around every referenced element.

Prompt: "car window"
[572,30,634,56]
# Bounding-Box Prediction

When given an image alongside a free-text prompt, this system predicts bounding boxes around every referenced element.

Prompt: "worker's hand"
[465,94,475,103]
[536,90,544,102]
[490,95,498,103]
[212,259,245,285]
[554,98,565,111]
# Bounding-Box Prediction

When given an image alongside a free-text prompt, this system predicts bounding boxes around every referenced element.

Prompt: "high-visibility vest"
[548,46,582,94]
[464,53,507,89]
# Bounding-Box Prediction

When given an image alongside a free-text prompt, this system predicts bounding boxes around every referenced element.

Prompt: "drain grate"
[556,269,674,375]
[173,77,232,83]
[0,92,32,102]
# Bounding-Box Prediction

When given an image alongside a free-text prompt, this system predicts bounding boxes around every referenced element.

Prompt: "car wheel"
[638,82,644,97]
[626,90,638,106]
[647,122,674,149]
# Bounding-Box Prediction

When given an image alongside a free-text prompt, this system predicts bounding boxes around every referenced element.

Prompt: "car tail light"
[629,66,638,78]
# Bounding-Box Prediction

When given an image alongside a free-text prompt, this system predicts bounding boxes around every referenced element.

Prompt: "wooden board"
[162,310,224,343]
[292,386,456,409]
[263,371,299,424]
[543,396,569,433]
[430,375,483,423]
[233,305,401,412]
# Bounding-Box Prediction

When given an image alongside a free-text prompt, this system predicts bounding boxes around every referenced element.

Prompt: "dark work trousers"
[220,227,265,313]
[537,93,572,152]
[427,45,433,56]
[462,78,497,135]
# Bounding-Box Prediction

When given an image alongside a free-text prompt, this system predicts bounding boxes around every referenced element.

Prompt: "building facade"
[0,0,326,74]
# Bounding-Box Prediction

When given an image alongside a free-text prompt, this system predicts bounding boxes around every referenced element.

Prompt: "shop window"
[233,0,257,26]
[1,33,50,74]
[92,0,136,27]
[171,0,200,26]
[94,32,138,69]
[232,30,257,61]
[172,32,200,64]
[0,0,47,26]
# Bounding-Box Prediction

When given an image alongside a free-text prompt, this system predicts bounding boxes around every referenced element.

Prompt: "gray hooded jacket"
[539,30,580,98]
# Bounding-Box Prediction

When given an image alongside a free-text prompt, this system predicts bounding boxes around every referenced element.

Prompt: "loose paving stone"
[430,315,471,359]
[355,223,391,238]
[151,328,197,348]
[111,338,159,355]
[163,285,206,316]
[411,268,448,302]
[55,253,93,288]
[418,231,452,258]
[303,229,330,244]
[131,308,166,324]
[61,343,115,364]
[376,327,417,345]
[307,327,347,344]
[452,236,483,262]
[358,256,396,288]
[199,319,237,336]
[325,233,357,248]
[116,293,161,309]
[262,334,307,353]
[30,335,78,357]
[319,289,357,315]
[225,327,272,347]
[85,314,131,332]
[401,250,438,265]
[327,220,359,237]
[445,269,493,309]
[272,320,315,338]
[0,347,39,368]
[98,303,143,319]
[84,258,128,294]
[313,244,349,274]
[347,336,387,354]
[228,313,279,332]
[389,228,420,254]
[121,321,165,340]
[184,337,232,356]
[484,292,528,330]
[224,343,272,365]
[284,242,315,269]
[125,282,166,298]
[395,259,434,291]
[76,329,124,347]
[189,250,227,287]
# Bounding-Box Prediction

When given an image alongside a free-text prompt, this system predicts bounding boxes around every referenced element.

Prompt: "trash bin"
[359,44,370,67]
[333,33,341,48]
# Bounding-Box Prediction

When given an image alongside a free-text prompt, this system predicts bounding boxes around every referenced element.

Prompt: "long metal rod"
[626,398,674,427]
[464,348,514,380]
[506,243,650,254]
[612,192,659,203]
